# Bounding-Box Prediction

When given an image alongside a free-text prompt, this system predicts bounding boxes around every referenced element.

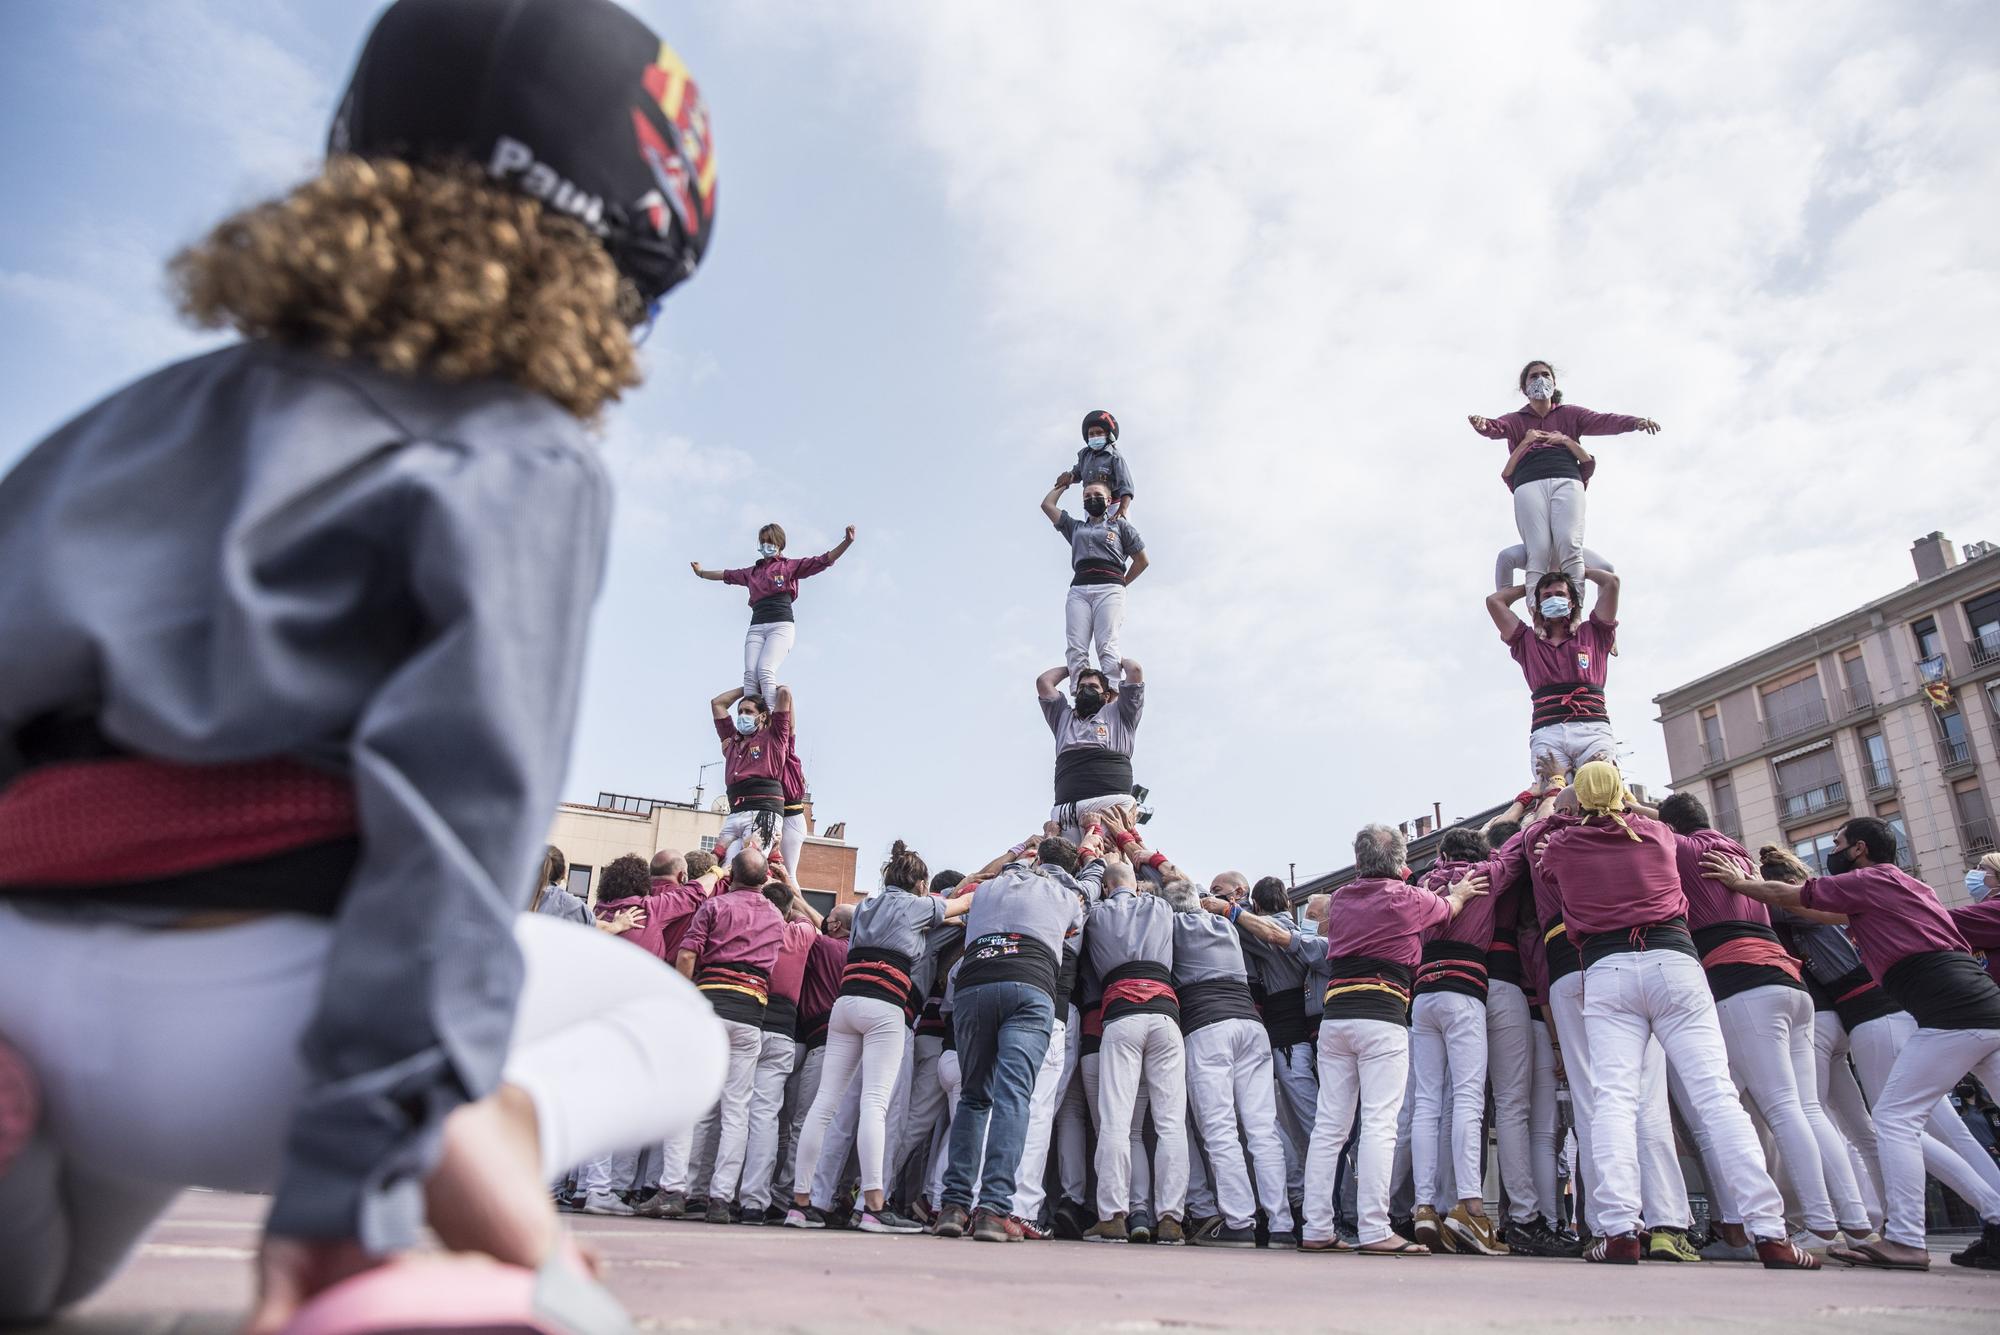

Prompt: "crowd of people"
[1,0,1997,1331]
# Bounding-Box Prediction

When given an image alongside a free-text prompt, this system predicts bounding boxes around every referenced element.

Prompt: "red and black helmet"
[330,0,717,309]
[1081,410,1119,444]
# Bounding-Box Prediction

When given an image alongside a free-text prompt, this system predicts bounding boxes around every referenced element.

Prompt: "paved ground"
[44,1191,2000,1334]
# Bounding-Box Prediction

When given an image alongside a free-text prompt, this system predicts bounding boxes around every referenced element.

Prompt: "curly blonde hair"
[171,156,641,419]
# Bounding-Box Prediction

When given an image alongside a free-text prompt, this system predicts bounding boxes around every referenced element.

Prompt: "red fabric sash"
[0,757,357,886]
[1702,935,1802,980]
[1103,978,1178,1009]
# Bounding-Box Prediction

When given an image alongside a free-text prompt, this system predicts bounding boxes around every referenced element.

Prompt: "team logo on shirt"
[1575,651,1591,674]
[1094,723,1109,742]
[773,574,786,587]
[748,744,763,761]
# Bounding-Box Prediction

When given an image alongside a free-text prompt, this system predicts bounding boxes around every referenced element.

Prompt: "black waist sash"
[1321,956,1414,1026]
[1882,951,2000,1031]
[1542,917,1581,984]
[726,776,784,813]
[1053,746,1133,807]
[841,946,918,1020]
[1530,682,1609,733]
[695,960,771,1025]
[1258,984,1313,1046]
[1414,939,1490,1002]
[1102,959,1179,1025]
[1577,916,1697,969]
[958,931,1061,1002]
[1178,976,1261,1034]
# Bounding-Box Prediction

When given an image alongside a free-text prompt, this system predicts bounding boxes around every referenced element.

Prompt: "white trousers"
[1063,583,1125,687]
[1052,1007,1090,1208]
[1848,1011,2000,1207]
[1410,991,1489,1207]
[736,1029,797,1211]
[927,1048,963,1206]
[689,1018,764,1203]
[1510,475,1586,594]
[1547,969,1686,1231]
[1714,984,1869,1233]
[0,907,725,1322]
[891,1034,946,1194]
[1011,1018,1070,1220]
[1486,980,1539,1222]
[1581,951,1783,1237]
[1271,1038,1318,1199]
[1302,1018,1407,1246]
[780,812,807,878]
[1809,1013,1884,1225]
[792,995,905,1197]
[719,807,783,864]
[783,1043,826,1189]
[1095,1014,1187,1219]
[1077,1053,1151,1212]
[1528,720,1617,787]
[1184,1018,1289,1229]
[1528,1017,1561,1222]
[1869,1025,2000,1246]
[1496,543,1612,592]
[742,620,796,709]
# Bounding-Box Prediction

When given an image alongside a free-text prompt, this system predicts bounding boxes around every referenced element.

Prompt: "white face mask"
[1086,434,1109,451]
[757,542,778,559]
[1527,374,1555,401]
[732,712,758,736]
[1970,869,1993,903]
[1539,596,1571,620]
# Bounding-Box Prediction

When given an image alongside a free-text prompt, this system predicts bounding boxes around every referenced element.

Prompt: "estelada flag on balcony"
[1918,654,1953,710]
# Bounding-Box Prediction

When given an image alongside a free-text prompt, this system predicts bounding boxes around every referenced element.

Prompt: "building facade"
[546,788,859,918]
[1654,532,2000,903]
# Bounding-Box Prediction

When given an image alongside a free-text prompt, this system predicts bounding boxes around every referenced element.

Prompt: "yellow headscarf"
[1573,760,1640,842]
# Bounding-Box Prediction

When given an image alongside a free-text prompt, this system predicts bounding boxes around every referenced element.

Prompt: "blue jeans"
[942,981,1055,1212]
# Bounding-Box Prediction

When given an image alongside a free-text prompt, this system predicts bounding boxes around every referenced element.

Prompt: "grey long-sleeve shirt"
[0,343,610,1251]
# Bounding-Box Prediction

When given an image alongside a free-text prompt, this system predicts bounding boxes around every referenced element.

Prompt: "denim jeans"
[942,981,1055,1212]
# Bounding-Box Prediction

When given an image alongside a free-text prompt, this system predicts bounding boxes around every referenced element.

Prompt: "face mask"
[1086,435,1109,451]
[1826,846,1855,876]
[1539,596,1571,620]
[1527,374,1555,401]
[1970,869,1992,903]
[732,712,759,736]
[758,542,778,559]
[1074,686,1105,716]
[1083,495,1108,517]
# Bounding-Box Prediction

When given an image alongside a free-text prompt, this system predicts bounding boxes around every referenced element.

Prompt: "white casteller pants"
[1183,1018,1289,1229]
[735,1029,797,1212]
[742,621,796,709]
[1581,950,1784,1238]
[1848,1011,2000,1206]
[1094,1014,1187,1220]
[791,995,905,1199]
[926,1048,962,1206]
[1867,1025,2000,1247]
[1052,1007,1090,1208]
[1011,1016,1070,1221]
[1713,984,1869,1233]
[1063,583,1125,688]
[1410,990,1490,1208]
[891,1033,947,1194]
[1808,1013,1884,1225]
[1486,980,1540,1222]
[1528,1017,1561,1221]
[1079,1052,1152,1212]
[719,807,783,864]
[783,1042,827,1189]
[0,908,726,1323]
[1302,1018,1408,1246]
[1547,969,1688,1232]
[1510,475,1586,595]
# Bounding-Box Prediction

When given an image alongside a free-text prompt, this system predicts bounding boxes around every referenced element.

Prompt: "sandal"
[1356,1240,1431,1257]
[1840,1241,1929,1271]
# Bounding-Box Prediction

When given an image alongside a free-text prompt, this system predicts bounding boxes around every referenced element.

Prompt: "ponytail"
[883,839,929,892]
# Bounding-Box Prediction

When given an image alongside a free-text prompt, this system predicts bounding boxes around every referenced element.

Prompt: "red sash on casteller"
[0,757,358,886]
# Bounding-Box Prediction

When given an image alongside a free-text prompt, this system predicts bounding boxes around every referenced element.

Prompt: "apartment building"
[1654,531,2000,901]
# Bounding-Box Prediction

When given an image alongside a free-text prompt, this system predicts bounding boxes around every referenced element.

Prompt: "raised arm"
[792,526,857,580]
[1042,476,1070,526]
[770,855,823,930]
[1213,898,1295,946]
[1036,664,1070,700]
[1122,550,1150,586]
[1120,657,1144,686]
[1486,585,1528,640]
[775,684,795,724]
[688,561,729,581]
[1467,413,1512,440]
[1584,567,1619,624]
[1571,408,1660,436]
[711,686,746,720]
[1699,852,1846,924]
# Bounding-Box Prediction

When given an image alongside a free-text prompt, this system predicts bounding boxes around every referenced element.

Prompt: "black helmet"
[329,0,717,310]
[1081,409,1119,444]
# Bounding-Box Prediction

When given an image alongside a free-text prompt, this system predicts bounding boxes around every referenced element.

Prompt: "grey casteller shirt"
[0,342,611,1252]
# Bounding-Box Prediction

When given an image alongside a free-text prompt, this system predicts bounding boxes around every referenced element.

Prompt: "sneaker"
[1052,1198,1091,1240]
[764,1204,789,1225]
[1584,1232,1642,1265]
[1390,1215,1419,1244]
[1084,1214,1130,1243]
[783,1205,826,1229]
[971,1208,1026,1243]
[737,1208,769,1226]
[635,1189,685,1220]
[908,1198,936,1227]
[580,1190,635,1217]
[1444,1204,1508,1256]
[1012,1214,1051,1241]
[932,1203,971,1239]
[1127,1210,1156,1245]
[858,1207,925,1234]
[1503,1218,1565,1257]
[1755,1237,1822,1270]
[1699,1236,1757,1262]
[1265,1230,1299,1250]
[1647,1228,1702,1263]
[1198,1222,1258,1249]
[1786,1229,1833,1258]
[1411,1205,1443,1250]
[1949,1223,2000,1270]
[1155,1216,1186,1246]
[1185,1213,1224,1243]
[554,1193,583,1214]
[703,1199,735,1225]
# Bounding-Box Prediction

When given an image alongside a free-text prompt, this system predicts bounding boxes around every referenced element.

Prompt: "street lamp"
[693,760,722,808]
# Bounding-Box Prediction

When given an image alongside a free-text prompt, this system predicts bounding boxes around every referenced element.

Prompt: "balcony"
[1836,685,1877,720]
[1941,736,1976,773]
[1964,818,1997,857]
[1778,780,1849,828]
[1973,630,2000,668]
[1762,699,1830,745]
[1698,736,1727,769]
[1865,761,1897,795]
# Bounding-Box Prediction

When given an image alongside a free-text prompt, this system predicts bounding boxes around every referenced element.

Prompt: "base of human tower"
[62,1189,1998,1334]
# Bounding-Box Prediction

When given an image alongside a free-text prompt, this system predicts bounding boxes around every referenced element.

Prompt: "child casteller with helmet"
[1061,409,1136,518]
[0,0,724,1330]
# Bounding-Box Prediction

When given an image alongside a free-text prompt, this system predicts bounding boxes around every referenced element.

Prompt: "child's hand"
[1055,471,1074,489]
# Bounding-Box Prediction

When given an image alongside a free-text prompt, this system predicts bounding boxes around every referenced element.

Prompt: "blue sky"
[3,1,1997,887]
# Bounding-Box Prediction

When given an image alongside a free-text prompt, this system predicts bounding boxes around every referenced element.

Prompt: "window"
[1872,802,1918,873]
[1939,708,1972,765]
[1955,783,1995,856]
[802,890,837,920]
[1761,672,1828,742]
[1839,651,1871,712]
[1968,590,2000,665]
[1709,774,1741,839]
[1773,742,1844,820]
[699,835,718,852]
[566,865,593,901]
[1699,709,1725,765]
[1913,616,1944,663]
[1860,731,1894,790]
[1792,830,1840,877]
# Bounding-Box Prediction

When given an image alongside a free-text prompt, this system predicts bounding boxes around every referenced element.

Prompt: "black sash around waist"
[958,931,1062,1002]
[1321,955,1414,1026]
[1578,916,1697,969]
[1053,746,1134,807]
[726,776,784,813]
[1530,682,1609,733]
[1882,951,2000,1032]
[1178,976,1261,1034]
[1414,939,1490,1001]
